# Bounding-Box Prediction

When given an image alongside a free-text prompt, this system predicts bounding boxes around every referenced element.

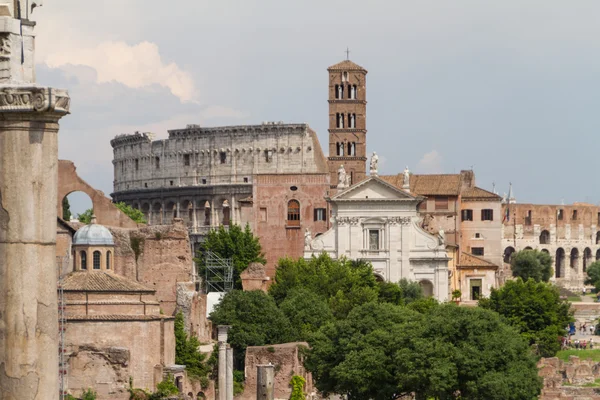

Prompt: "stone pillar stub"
[218,342,227,400]
[0,88,70,399]
[257,364,275,400]
[226,346,233,400]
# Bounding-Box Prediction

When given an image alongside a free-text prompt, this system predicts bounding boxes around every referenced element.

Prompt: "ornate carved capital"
[337,216,360,226]
[387,216,411,225]
[0,86,70,114]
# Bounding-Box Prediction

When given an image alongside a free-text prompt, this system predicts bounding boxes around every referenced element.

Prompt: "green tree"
[377,279,423,306]
[114,201,147,224]
[279,288,333,341]
[62,197,72,221]
[305,302,541,400]
[511,249,553,282]
[479,278,573,357]
[77,208,94,224]
[174,311,209,379]
[209,290,293,368]
[270,254,379,318]
[585,261,600,291]
[195,224,265,289]
[81,389,97,400]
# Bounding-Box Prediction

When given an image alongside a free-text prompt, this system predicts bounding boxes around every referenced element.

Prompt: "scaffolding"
[57,254,69,400]
[203,251,234,293]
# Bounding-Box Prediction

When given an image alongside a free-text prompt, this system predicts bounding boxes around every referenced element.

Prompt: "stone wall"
[240,342,313,400]
[503,203,600,289]
[539,356,600,399]
[253,173,330,275]
[109,219,195,316]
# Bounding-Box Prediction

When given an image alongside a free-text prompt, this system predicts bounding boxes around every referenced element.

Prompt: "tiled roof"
[62,271,154,293]
[457,252,498,269]
[327,60,367,72]
[462,187,502,200]
[380,174,462,196]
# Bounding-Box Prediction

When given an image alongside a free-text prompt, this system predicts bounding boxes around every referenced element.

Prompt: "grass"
[557,349,600,362]
[567,296,582,302]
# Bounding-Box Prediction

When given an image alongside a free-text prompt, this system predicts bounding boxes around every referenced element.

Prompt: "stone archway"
[57,160,138,228]
[556,248,565,278]
[419,280,434,297]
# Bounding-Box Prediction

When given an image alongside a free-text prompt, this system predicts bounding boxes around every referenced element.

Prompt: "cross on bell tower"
[327,57,368,189]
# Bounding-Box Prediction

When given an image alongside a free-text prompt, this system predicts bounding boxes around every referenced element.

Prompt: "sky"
[32,1,600,213]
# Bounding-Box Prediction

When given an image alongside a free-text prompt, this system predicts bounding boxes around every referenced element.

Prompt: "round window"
[290,186,298,191]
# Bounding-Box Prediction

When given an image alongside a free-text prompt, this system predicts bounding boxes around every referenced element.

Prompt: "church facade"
[304,176,450,302]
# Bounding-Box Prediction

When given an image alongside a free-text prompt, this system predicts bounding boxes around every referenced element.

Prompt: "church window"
[472,247,484,256]
[93,251,101,270]
[220,152,227,164]
[435,197,449,210]
[80,251,87,270]
[461,209,473,221]
[351,85,357,99]
[184,154,190,166]
[287,200,300,227]
[572,210,578,220]
[474,233,481,239]
[349,113,356,128]
[106,251,111,270]
[314,208,326,221]
[342,71,348,82]
[155,156,160,169]
[481,209,494,221]
[369,230,380,250]
[337,142,344,156]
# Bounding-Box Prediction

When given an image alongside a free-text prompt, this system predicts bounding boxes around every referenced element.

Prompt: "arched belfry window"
[287,200,300,227]
[106,251,111,270]
[80,251,87,270]
[93,251,101,270]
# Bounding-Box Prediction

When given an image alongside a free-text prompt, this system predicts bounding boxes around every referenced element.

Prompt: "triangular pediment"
[333,177,421,202]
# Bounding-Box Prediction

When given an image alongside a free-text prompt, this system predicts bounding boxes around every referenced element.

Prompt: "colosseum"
[502,202,600,290]
[110,122,331,273]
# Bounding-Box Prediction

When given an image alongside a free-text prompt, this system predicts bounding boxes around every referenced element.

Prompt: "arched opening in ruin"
[597,249,600,261]
[584,248,592,273]
[222,200,230,226]
[503,246,515,264]
[181,200,193,225]
[556,248,565,278]
[62,191,93,222]
[524,246,533,250]
[539,230,550,244]
[597,231,600,245]
[373,273,384,282]
[541,249,550,256]
[419,280,434,297]
[141,203,150,223]
[570,248,580,271]
[166,201,177,221]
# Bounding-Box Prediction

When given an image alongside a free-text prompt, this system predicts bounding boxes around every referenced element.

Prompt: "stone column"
[256,364,275,400]
[217,325,231,400]
[226,346,233,400]
[0,9,71,400]
[218,342,227,400]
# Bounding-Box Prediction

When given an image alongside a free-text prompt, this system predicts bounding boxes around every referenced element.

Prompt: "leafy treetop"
[195,224,265,289]
[511,249,553,282]
[114,201,147,224]
[479,278,573,357]
[585,261,600,291]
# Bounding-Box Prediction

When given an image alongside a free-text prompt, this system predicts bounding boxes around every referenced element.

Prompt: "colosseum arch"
[57,160,138,228]
[570,248,580,271]
[584,248,592,272]
[539,230,550,244]
[555,248,566,278]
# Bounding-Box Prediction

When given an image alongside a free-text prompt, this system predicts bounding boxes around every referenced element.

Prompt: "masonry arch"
[503,246,515,263]
[373,273,385,282]
[541,249,550,255]
[165,200,177,221]
[62,191,93,222]
[556,248,565,278]
[419,280,434,297]
[524,246,533,250]
[570,248,580,271]
[57,160,138,228]
[584,248,592,272]
[540,230,550,244]
[287,200,300,227]
[596,231,600,245]
[141,203,150,222]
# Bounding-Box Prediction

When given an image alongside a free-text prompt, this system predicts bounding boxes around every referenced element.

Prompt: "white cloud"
[45,41,196,103]
[416,150,443,174]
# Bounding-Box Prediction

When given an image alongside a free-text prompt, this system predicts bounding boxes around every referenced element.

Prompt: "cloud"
[44,41,196,103]
[416,150,443,174]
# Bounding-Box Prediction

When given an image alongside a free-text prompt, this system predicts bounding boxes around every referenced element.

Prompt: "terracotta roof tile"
[462,187,502,200]
[327,60,367,72]
[380,174,462,196]
[62,271,155,293]
[457,252,498,269]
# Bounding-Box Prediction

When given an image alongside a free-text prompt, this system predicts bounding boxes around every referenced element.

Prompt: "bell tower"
[327,58,368,188]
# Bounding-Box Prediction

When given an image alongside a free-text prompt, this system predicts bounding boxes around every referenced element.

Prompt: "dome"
[73,220,114,246]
